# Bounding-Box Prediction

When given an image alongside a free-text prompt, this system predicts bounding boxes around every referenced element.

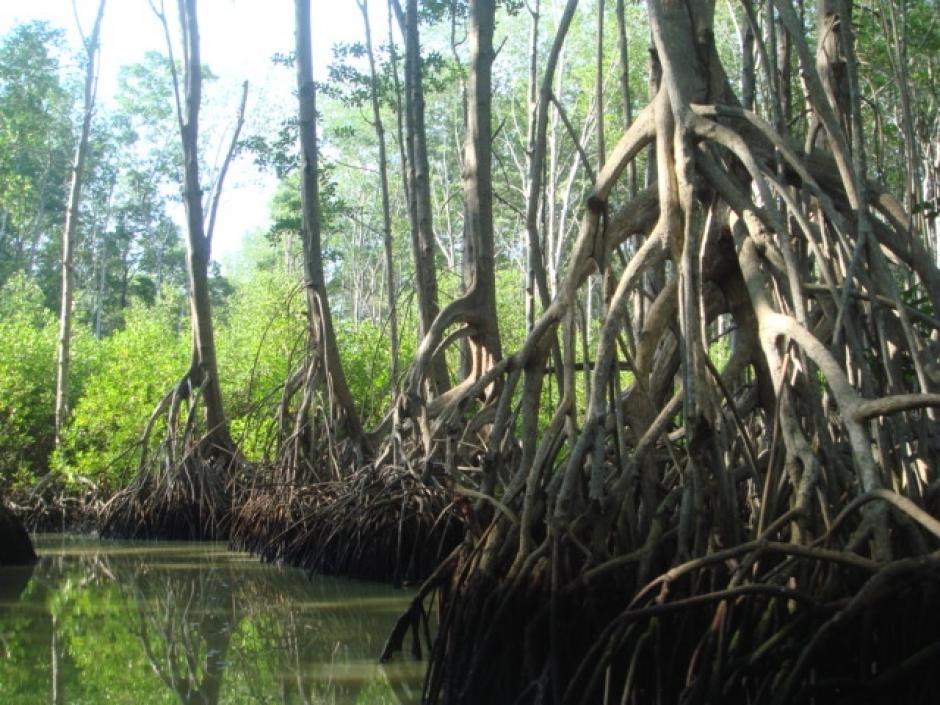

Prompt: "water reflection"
[125,555,234,705]
[0,535,422,704]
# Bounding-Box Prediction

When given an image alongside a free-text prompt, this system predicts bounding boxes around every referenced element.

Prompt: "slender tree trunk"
[393,0,442,343]
[358,0,400,399]
[524,0,540,334]
[615,0,636,195]
[296,0,364,444]
[880,0,919,229]
[388,0,449,392]
[596,0,605,170]
[527,0,579,309]
[205,80,248,247]
[91,180,115,339]
[616,0,646,345]
[590,0,607,401]
[176,0,232,452]
[55,0,106,447]
[741,14,756,110]
[776,13,792,128]
[396,0,512,412]
[387,0,410,213]
[523,0,579,398]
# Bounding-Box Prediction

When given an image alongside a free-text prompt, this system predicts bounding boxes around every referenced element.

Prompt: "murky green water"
[0,535,424,704]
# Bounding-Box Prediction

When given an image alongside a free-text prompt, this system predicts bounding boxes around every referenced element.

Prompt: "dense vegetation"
[2,0,940,702]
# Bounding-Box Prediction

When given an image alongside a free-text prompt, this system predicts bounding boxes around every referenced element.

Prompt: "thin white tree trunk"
[55,0,106,446]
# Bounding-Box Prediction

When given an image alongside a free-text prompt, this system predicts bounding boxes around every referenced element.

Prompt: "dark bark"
[741,14,755,110]
[816,0,853,140]
[392,0,446,384]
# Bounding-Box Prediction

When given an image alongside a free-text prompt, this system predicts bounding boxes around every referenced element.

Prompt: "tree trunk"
[393,1,445,370]
[530,0,579,301]
[595,0,605,170]
[524,1,540,333]
[176,0,232,453]
[615,0,636,195]
[461,0,502,376]
[295,0,364,446]
[816,0,852,140]
[55,0,106,446]
[358,0,400,400]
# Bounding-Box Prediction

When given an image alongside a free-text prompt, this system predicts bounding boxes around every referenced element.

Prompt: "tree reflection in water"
[125,559,235,705]
[0,536,422,705]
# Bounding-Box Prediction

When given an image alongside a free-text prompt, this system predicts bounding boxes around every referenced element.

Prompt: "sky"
[0,0,390,262]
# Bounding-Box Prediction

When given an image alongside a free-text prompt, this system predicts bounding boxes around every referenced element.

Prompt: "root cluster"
[275,464,461,584]
[378,3,940,702]
[229,361,465,584]
[101,453,231,540]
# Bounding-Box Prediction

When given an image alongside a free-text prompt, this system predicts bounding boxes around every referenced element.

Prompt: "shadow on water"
[0,535,424,705]
[0,563,34,605]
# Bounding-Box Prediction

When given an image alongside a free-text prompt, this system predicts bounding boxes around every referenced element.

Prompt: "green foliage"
[52,298,188,490]
[708,333,732,373]
[266,164,347,257]
[495,266,528,356]
[0,21,73,293]
[337,318,413,425]
[0,273,101,491]
[0,274,59,489]
[214,247,410,438]
[267,173,303,246]
[217,268,304,459]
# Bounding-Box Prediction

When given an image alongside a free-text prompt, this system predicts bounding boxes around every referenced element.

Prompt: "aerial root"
[404,527,940,705]
[276,462,464,584]
[101,449,233,540]
[231,441,464,584]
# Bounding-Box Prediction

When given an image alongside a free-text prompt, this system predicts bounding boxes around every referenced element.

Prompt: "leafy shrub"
[52,299,188,490]
[335,317,407,426]
[0,274,58,489]
[216,268,304,459]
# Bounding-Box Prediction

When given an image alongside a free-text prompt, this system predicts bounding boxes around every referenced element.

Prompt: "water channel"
[0,535,424,704]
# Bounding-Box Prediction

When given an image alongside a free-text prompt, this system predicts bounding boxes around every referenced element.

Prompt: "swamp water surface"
[0,535,423,704]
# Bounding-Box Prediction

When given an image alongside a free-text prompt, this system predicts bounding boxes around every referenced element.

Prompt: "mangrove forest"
[2,0,940,702]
